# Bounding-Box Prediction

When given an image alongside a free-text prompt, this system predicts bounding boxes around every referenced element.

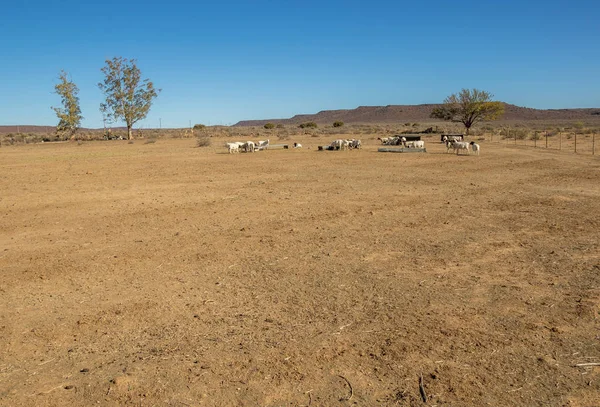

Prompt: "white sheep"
[451,140,470,155]
[244,141,256,152]
[226,142,240,154]
[293,142,302,148]
[257,139,269,150]
[377,137,390,144]
[404,140,424,149]
[331,139,343,150]
[444,139,453,153]
[349,139,361,149]
[470,142,480,155]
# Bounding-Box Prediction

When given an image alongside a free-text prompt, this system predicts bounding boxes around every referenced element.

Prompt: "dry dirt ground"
[1,135,599,407]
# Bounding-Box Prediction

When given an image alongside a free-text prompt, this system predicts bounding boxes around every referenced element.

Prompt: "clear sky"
[1,0,598,128]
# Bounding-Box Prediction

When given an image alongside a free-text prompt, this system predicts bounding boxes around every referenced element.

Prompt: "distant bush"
[507,128,529,140]
[196,134,211,147]
[276,124,284,129]
[193,124,206,130]
[299,122,318,129]
[333,121,344,128]
[264,122,275,129]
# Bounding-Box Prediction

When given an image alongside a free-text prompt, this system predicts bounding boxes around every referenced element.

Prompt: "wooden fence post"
[593,133,595,155]
[575,133,577,153]
[559,132,562,150]
[545,132,548,149]
[534,131,537,148]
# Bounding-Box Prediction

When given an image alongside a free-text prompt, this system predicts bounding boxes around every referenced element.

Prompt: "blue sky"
[1,0,598,128]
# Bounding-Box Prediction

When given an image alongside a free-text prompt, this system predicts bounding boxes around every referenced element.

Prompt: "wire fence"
[485,131,597,156]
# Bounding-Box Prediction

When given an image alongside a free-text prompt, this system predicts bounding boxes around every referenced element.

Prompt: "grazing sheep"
[404,140,424,149]
[257,139,270,149]
[470,141,480,155]
[444,139,453,153]
[244,141,256,152]
[377,137,390,145]
[331,139,344,150]
[226,142,240,154]
[293,142,302,148]
[451,140,470,155]
[349,139,362,149]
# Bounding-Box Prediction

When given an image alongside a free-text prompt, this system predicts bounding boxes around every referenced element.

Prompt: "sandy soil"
[1,135,599,406]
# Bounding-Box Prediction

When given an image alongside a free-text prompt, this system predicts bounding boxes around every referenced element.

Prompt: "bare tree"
[98,57,159,140]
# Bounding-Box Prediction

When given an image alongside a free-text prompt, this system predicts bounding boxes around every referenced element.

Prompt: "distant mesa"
[234,103,600,126]
[2,103,599,133]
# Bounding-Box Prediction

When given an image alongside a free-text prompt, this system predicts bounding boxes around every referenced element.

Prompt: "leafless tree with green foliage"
[98,57,159,140]
[51,70,83,137]
[431,89,504,137]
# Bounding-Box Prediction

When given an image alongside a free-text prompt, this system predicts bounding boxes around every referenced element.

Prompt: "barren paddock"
[1,136,599,406]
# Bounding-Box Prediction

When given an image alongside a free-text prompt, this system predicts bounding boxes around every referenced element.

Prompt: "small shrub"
[193,124,206,130]
[299,122,318,129]
[276,124,284,129]
[144,139,157,144]
[278,134,290,140]
[333,121,344,128]
[196,135,211,147]
[264,123,275,129]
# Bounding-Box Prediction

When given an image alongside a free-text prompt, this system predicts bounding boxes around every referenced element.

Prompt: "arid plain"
[1,135,599,406]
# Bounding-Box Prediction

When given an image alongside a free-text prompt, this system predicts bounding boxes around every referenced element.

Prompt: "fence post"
[575,133,577,153]
[534,131,537,148]
[545,132,548,149]
[559,132,562,150]
[593,133,595,155]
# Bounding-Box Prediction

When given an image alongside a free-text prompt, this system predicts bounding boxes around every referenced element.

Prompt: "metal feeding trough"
[265,144,289,150]
[378,147,427,153]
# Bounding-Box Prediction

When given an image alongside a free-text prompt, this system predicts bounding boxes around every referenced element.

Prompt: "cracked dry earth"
[1,136,599,406]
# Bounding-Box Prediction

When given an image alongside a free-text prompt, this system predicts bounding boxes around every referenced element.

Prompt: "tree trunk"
[465,126,470,139]
[127,125,133,140]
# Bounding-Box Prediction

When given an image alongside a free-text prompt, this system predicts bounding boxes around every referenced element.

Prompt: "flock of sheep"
[224,135,480,155]
[329,138,362,150]
[226,139,270,154]
[377,136,425,149]
[442,135,480,155]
